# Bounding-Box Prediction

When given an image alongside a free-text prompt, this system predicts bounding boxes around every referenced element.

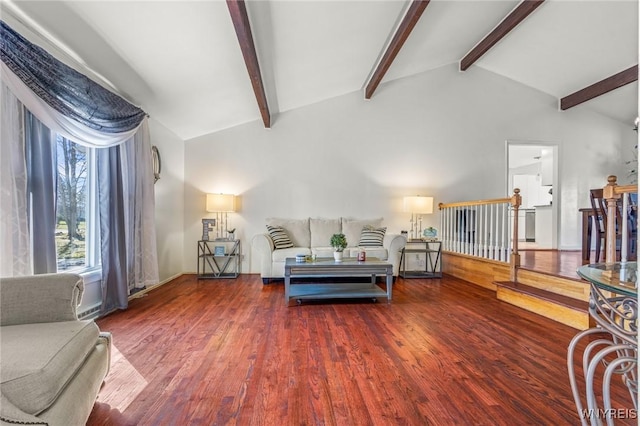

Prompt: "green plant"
[330,233,347,252]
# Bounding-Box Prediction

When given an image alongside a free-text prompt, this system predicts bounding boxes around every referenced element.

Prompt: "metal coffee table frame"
[284,257,393,305]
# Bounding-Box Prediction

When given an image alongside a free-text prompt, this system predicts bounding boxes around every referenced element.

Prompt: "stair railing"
[603,175,638,263]
[439,189,522,280]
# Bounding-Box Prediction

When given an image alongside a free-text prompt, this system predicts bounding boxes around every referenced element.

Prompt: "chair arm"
[252,233,275,278]
[0,273,83,326]
[383,234,408,276]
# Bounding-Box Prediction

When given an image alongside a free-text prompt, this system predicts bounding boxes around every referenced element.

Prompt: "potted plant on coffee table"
[330,233,347,262]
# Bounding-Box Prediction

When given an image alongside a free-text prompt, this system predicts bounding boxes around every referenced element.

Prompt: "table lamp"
[403,196,434,240]
[206,193,236,240]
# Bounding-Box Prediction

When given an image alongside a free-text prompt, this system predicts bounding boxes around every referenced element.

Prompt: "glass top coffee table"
[284,257,393,305]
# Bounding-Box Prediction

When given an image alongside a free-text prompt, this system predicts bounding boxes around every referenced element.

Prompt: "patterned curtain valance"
[0,20,146,134]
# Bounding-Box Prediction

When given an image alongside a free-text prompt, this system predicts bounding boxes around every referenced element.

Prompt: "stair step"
[495,280,590,330]
[495,281,588,311]
[516,268,590,302]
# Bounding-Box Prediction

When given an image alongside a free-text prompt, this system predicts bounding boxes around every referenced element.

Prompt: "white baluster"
[478,206,487,257]
[473,206,478,256]
[621,193,629,262]
[484,205,490,259]
[466,208,471,255]
[496,203,501,261]
[501,203,507,262]
[488,205,496,259]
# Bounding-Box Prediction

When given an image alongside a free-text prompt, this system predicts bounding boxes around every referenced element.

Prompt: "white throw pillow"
[266,225,294,249]
[265,218,310,247]
[359,226,386,247]
[341,218,383,247]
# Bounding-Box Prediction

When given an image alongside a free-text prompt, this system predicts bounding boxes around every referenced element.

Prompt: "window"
[55,135,99,272]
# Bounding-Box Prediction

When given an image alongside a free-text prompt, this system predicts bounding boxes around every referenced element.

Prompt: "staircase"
[495,268,591,330]
[442,252,591,330]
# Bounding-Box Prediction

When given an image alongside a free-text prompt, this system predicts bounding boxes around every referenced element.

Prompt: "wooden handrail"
[614,184,638,195]
[439,197,512,209]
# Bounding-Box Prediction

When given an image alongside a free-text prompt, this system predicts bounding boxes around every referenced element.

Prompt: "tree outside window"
[56,136,88,270]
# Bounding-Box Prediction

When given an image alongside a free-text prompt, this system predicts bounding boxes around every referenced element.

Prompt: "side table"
[399,240,442,278]
[197,240,241,279]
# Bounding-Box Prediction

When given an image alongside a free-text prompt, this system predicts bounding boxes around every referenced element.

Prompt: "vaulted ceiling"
[2,0,638,141]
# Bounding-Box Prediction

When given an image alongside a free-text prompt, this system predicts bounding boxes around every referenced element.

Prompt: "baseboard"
[129,273,184,300]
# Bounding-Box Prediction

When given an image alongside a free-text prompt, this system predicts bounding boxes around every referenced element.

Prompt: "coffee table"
[284,257,393,305]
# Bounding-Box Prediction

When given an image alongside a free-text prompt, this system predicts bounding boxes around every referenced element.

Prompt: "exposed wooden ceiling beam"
[227,0,270,128]
[560,65,638,110]
[460,0,545,71]
[365,0,430,100]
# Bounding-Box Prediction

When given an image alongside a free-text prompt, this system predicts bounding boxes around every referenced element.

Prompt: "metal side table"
[197,240,241,279]
[399,240,442,278]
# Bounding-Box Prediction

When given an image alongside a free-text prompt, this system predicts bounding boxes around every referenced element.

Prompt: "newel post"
[510,188,522,281]
[603,175,620,263]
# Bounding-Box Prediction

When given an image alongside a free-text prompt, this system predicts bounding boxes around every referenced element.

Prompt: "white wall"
[183,64,631,273]
[149,118,185,281]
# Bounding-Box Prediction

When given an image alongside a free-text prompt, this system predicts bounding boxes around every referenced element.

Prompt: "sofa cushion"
[311,247,336,258]
[362,247,388,260]
[271,247,311,262]
[345,247,388,260]
[341,218,383,248]
[359,226,387,247]
[310,218,341,248]
[266,225,294,249]
[1,320,100,415]
[266,218,310,248]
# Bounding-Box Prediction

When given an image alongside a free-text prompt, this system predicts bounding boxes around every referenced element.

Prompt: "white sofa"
[252,217,407,283]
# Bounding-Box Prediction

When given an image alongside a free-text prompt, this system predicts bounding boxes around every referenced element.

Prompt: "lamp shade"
[206,193,236,212]
[403,196,433,214]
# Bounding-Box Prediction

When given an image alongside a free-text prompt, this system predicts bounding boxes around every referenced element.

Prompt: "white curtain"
[0,72,159,295]
[122,120,159,290]
[0,83,31,276]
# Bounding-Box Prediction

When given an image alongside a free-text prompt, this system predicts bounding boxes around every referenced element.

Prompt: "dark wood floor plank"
[88,274,634,425]
[519,249,584,279]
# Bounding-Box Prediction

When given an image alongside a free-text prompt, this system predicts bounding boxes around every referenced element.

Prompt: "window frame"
[54,137,100,274]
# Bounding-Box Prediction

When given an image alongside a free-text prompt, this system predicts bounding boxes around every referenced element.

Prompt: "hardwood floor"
[519,249,585,280]
[88,274,634,425]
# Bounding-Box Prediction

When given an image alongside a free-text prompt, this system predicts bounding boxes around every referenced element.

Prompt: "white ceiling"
[2,0,638,141]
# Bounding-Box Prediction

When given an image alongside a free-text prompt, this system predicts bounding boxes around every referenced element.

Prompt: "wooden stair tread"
[518,266,583,283]
[495,280,588,312]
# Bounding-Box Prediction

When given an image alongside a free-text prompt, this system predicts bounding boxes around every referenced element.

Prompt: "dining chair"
[589,189,606,262]
[590,189,637,262]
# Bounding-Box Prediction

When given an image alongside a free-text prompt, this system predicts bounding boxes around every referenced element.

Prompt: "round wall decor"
[151,145,161,183]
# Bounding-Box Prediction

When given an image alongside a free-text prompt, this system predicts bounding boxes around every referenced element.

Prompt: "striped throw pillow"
[266,225,294,249]
[359,226,386,247]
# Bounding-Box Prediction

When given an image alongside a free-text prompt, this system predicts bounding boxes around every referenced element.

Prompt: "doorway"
[506,141,559,249]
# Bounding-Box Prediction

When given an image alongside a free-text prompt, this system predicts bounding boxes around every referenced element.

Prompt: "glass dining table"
[568,262,638,425]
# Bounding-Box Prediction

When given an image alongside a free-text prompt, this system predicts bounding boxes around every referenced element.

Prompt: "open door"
[506,141,559,249]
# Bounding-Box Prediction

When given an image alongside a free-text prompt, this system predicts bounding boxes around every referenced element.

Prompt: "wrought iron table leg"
[585,343,631,426]
[568,328,609,426]
[602,355,638,426]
